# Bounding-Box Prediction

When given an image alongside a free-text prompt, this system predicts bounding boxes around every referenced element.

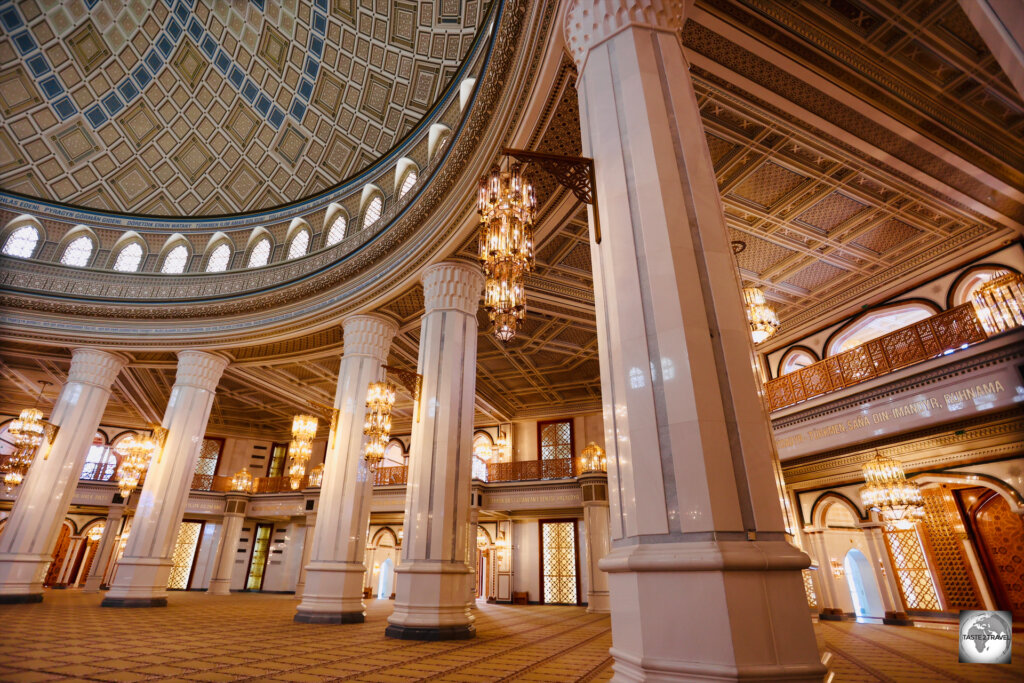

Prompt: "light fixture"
[115,428,164,498]
[363,381,396,469]
[2,446,34,492]
[579,442,607,473]
[476,528,491,550]
[230,468,253,493]
[288,414,318,490]
[87,524,105,543]
[495,530,510,562]
[742,287,781,344]
[491,430,509,461]
[478,160,536,343]
[972,271,1024,335]
[3,381,58,493]
[307,462,324,488]
[860,452,925,530]
[9,408,45,450]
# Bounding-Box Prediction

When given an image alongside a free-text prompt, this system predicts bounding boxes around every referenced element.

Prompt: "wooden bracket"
[382,364,423,422]
[501,148,601,243]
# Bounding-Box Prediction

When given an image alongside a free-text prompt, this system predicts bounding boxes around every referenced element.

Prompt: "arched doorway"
[966,490,1024,619]
[844,548,885,618]
[377,557,394,598]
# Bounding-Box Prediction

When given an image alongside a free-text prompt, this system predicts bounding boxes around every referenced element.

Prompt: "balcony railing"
[765,303,988,412]
[486,458,577,482]
[373,466,408,486]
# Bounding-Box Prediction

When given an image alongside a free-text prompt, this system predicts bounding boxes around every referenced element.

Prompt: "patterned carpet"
[0,593,1020,682]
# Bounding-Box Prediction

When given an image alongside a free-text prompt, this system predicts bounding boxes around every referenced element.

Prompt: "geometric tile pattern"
[0,0,488,213]
[166,520,202,590]
[542,520,578,604]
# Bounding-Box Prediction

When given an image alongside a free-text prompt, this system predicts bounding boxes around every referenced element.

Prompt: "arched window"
[363,195,383,228]
[161,244,189,273]
[827,302,938,356]
[247,238,271,267]
[399,170,417,198]
[205,243,231,272]
[472,433,494,482]
[779,348,817,376]
[2,225,40,258]
[383,441,405,468]
[81,433,117,481]
[60,235,94,267]
[326,215,347,245]
[112,243,143,272]
[286,230,309,259]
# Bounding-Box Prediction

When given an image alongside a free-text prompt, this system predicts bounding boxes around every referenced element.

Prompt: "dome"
[0,0,490,215]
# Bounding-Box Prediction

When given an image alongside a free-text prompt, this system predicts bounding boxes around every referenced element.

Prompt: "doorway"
[167,520,205,590]
[376,557,394,598]
[246,523,272,591]
[844,548,884,618]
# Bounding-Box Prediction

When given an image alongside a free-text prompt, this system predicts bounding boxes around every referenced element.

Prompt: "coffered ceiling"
[0,0,488,214]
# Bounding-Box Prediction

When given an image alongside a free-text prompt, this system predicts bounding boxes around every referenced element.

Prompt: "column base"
[294,611,365,624]
[385,623,476,640]
[587,590,610,613]
[102,557,171,607]
[100,596,168,608]
[0,552,49,600]
[294,561,367,623]
[0,593,43,604]
[882,611,913,626]
[83,574,103,593]
[601,540,827,682]
[208,579,232,596]
[818,608,845,622]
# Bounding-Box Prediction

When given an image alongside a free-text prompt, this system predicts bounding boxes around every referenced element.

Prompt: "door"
[167,520,205,590]
[539,520,580,604]
[246,523,272,591]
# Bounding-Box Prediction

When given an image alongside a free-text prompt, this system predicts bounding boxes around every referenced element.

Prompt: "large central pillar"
[295,313,399,623]
[0,348,127,602]
[102,350,228,607]
[565,2,826,680]
[386,261,483,641]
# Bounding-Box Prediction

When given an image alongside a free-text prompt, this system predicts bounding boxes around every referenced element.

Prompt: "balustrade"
[486,458,576,482]
[373,466,408,486]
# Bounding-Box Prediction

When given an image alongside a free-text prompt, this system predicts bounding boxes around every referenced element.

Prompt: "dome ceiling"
[0,0,489,215]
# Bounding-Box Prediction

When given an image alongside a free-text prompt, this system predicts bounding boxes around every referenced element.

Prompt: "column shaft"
[386,261,483,641]
[102,350,227,607]
[0,348,126,602]
[294,504,318,598]
[209,496,248,595]
[84,505,125,592]
[295,314,398,623]
[580,473,611,613]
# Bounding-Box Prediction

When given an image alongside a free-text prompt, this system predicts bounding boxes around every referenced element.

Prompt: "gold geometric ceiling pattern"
[0,0,488,214]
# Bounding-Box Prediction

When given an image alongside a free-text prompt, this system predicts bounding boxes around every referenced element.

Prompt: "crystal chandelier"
[9,408,45,450]
[230,468,253,493]
[491,430,509,461]
[742,287,780,344]
[2,446,35,492]
[87,524,105,543]
[579,442,607,473]
[972,271,1024,335]
[363,381,396,469]
[476,528,491,550]
[478,161,536,343]
[3,381,56,492]
[307,462,324,488]
[860,453,924,530]
[288,414,318,490]
[116,431,159,498]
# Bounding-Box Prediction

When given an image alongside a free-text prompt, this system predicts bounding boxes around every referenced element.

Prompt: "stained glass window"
[541,521,578,604]
[539,420,573,460]
[205,243,231,272]
[2,225,39,258]
[363,195,383,228]
[287,230,309,259]
[326,215,347,245]
[246,524,272,590]
[61,235,94,267]
[247,238,271,267]
[112,243,143,272]
[399,170,417,197]
[161,244,189,273]
[167,521,203,589]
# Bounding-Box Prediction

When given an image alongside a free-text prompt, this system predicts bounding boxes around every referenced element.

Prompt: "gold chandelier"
[288,414,318,490]
[491,430,509,461]
[972,271,1024,335]
[742,287,780,344]
[363,381,396,469]
[3,381,58,493]
[87,523,105,543]
[230,468,253,493]
[579,442,607,473]
[860,453,924,529]
[478,161,536,343]
[2,446,35,492]
[116,429,162,498]
[307,462,324,488]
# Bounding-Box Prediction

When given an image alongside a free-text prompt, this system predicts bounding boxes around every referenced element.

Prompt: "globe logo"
[959,610,1012,664]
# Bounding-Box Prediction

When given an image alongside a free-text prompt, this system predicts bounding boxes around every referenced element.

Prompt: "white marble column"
[295,314,399,623]
[102,350,228,607]
[386,261,483,641]
[0,348,127,602]
[208,494,248,595]
[565,2,825,679]
[83,504,125,592]
[466,493,481,609]
[579,471,611,613]
[294,496,318,598]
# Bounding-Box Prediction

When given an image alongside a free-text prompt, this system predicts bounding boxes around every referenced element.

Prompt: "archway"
[844,548,885,618]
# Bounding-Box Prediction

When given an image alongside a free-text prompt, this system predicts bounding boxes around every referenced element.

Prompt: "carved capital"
[173,350,229,393]
[564,0,685,68]
[67,348,129,389]
[341,313,399,362]
[421,261,485,316]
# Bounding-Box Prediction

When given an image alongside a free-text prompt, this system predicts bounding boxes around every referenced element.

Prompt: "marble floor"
[0,592,1020,682]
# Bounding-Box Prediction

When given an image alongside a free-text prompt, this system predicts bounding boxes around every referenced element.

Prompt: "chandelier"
[860,453,924,530]
[2,446,35,492]
[116,430,160,498]
[307,462,324,488]
[230,468,253,493]
[87,523,105,543]
[972,271,1024,335]
[578,442,607,473]
[478,161,536,342]
[288,414,318,490]
[3,381,58,493]
[476,528,491,550]
[491,430,509,461]
[363,381,396,469]
[742,287,780,344]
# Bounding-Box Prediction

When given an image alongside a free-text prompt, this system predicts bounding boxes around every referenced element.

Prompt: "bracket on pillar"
[501,148,601,243]
[382,364,423,422]
[149,424,169,463]
[304,399,342,450]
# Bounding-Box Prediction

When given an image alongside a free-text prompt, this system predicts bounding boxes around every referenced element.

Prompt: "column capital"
[173,350,229,392]
[341,313,399,361]
[564,0,685,69]
[421,260,484,316]
[68,348,129,389]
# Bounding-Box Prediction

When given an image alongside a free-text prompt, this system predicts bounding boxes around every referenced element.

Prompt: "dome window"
[113,243,143,272]
[2,226,40,259]
[60,235,94,268]
[247,238,271,268]
[206,243,231,272]
[287,230,309,260]
[363,195,383,228]
[326,215,347,245]
[399,170,418,198]
[161,244,189,274]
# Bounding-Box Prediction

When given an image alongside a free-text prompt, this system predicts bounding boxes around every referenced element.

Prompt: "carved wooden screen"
[540,520,579,604]
[973,493,1024,619]
[802,568,818,609]
[539,420,574,461]
[920,487,983,610]
[191,438,223,491]
[883,526,941,611]
[167,521,203,590]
